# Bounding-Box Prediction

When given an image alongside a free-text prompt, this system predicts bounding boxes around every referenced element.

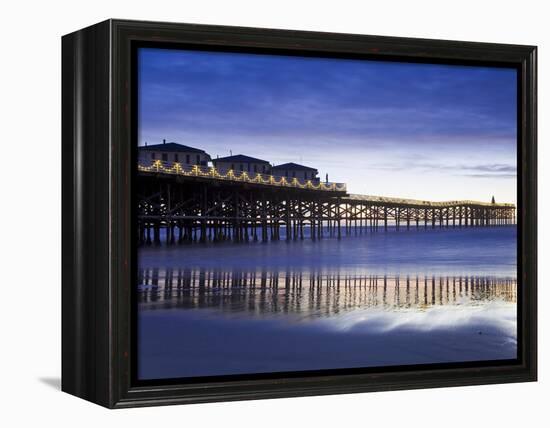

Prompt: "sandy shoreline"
[138,301,517,380]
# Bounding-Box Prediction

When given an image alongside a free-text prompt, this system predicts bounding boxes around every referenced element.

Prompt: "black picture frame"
[62,19,537,408]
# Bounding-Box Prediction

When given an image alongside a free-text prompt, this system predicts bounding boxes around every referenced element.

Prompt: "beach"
[137,226,517,379]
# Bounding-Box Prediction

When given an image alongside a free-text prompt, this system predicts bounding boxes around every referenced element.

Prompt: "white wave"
[315,299,517,339]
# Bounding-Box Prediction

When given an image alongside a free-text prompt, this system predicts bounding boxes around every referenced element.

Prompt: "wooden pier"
[137,163,516,245]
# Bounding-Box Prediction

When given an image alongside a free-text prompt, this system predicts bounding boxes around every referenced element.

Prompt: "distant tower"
[325,173,329,183]
[491,196,496,204]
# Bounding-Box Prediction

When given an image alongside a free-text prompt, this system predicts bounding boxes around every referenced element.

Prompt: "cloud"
[461,173,517,179]
[456,163,517,179]
[459,164,516,173]
[368,161,517,179]
[138,48,518,148]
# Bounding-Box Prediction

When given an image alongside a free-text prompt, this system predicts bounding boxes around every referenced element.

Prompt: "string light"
[137,162,347,192]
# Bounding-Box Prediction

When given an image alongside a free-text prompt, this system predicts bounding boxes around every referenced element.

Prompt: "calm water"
[137,226,517,380]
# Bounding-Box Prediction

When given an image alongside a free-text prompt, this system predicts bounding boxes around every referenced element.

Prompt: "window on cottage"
[151,152,156,159]
[292,171,296,178]
[304,172,307,180]
[174,154,179,162]
[240,164,244,171]
[186,154,190,164]
[254,165,257,173]
[162,153,168,161]
[196,155,200,165]
[231,163,235,170]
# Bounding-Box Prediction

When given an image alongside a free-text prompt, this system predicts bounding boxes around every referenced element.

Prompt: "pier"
[137,161,516,245]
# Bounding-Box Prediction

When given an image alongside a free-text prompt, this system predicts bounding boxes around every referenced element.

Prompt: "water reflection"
[138,268,517,318]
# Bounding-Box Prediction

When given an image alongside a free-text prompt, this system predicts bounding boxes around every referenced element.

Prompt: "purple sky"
[138,48,517,204]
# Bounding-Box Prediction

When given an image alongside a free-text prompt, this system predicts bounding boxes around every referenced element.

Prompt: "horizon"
[138,48,518,204]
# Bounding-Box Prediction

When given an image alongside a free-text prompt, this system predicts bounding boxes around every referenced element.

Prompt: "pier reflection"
[138,268,517,318]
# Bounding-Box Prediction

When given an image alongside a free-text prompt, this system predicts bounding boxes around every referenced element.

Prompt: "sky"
[138,48,517,204]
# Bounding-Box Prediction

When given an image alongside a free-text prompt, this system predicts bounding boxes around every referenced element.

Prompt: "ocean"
[137,226,517,380]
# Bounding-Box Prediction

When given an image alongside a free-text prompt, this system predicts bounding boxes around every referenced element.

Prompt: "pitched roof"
[213,154,270,164]
[139,142,208,154]
[272,162,318,172]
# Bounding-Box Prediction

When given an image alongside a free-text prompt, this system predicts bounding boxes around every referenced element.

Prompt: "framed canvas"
[61,19,537,408]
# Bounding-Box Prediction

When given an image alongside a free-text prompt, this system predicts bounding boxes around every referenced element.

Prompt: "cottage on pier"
[272,162,319,183]
[138,140,211,167]
[213,154,271,175]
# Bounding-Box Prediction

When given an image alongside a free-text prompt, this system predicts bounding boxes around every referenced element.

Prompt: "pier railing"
[346,193,515,209]
[138,160,347,192]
